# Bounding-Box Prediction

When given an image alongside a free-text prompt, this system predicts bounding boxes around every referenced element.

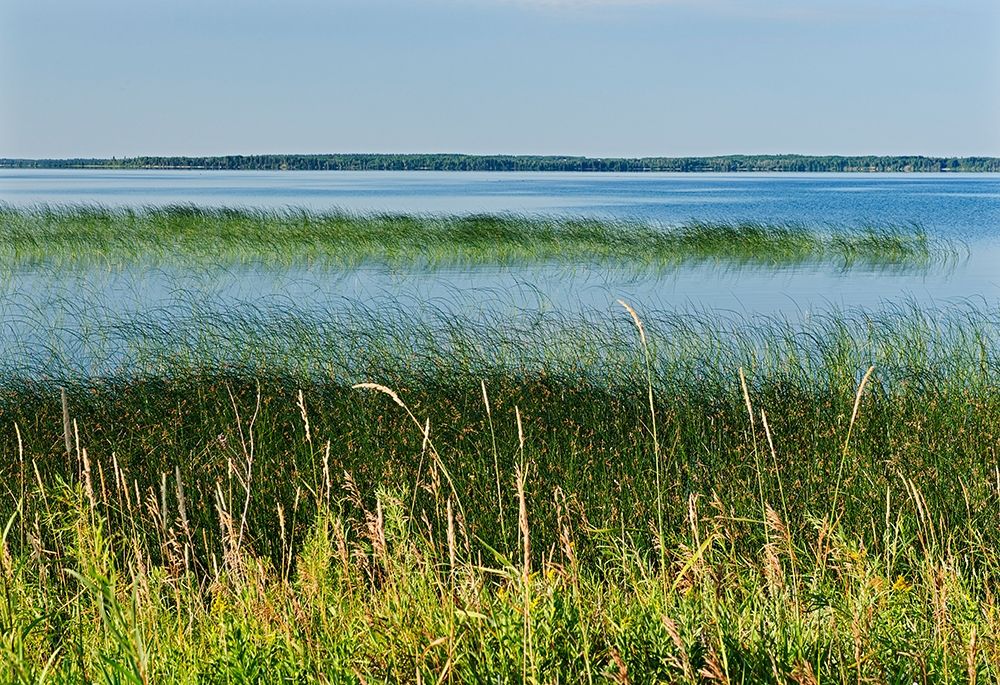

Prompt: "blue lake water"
[2,169,999,238]
[1,169,999,375]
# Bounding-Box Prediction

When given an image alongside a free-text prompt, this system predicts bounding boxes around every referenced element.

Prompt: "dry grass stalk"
[619,299,666,576]
[739,367,769,544]
[354,381,467,527]
[323,440,332,505]
[214,482,242,579]
[81,448,95,509]
[662,616,695,681]
[699,646,729,683]
[610,648,631,685]
[446,497,457,587]
[516,463,530,581]
[369,497,387,565]
[61,387,72,461]
[96,458,108,509]
[297,389,311,446]
[515,457,533,684]
[687,493,701,548]
[226,382,261,557]
[832,365,876,518]
[278,503,288,580]
[481,379,506,541]
[791,660,818,685]
[967,625,978,685]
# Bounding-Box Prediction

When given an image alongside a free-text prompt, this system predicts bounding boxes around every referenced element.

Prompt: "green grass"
[1,301,1000,680]
[0,204,953,269]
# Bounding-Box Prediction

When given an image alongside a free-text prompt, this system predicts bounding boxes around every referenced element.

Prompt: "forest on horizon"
[3,153,999,172]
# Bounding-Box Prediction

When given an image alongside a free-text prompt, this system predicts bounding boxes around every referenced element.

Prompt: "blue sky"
[1,0,998,158]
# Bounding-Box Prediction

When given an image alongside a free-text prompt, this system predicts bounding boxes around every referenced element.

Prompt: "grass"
[1,300,1000,680]
[0,204,955,270]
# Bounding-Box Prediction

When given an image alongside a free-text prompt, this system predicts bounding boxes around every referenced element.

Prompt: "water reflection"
[0,238,992,318]
[0,242,996,378]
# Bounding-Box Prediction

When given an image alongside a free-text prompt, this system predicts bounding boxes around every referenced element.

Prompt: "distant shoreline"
[2,153,999,173]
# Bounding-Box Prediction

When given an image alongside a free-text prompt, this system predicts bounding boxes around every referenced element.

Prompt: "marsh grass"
[0,204,955,270]
[1,301,1000,680]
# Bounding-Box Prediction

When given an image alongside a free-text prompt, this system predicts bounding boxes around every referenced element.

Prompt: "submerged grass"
[0,204,954,269]
[1,301,1000,680]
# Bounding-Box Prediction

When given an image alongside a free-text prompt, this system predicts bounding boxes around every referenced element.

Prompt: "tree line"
[3,154,998,172]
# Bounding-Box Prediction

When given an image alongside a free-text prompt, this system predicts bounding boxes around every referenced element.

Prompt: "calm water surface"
[3,169,1000,237]
[1,170,999,374]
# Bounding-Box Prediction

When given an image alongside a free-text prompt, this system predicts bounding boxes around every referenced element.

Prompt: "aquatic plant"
[0,299,998,679]
[0,204,956,270]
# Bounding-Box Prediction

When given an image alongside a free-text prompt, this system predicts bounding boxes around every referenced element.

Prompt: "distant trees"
[2,154,999,172]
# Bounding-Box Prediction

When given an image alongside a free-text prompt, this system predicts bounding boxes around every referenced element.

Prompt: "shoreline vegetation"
[0,205,955,269]
[2,153,999,172]
[2,302,1000,680]
[0,200,991,680]
[3,153,1000,173]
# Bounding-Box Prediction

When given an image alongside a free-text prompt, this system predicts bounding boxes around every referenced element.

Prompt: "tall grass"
[1,301,999,679]
[0,204,955,269]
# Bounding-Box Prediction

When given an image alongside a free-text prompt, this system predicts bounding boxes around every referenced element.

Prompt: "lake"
[1,169,999,376]
[3,169,999,238]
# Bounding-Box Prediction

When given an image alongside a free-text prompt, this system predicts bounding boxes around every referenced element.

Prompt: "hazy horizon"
[4,152,1000,162]
[2,0,998,159]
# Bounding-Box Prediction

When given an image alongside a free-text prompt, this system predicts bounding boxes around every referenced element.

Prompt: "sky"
[1,0,998,158]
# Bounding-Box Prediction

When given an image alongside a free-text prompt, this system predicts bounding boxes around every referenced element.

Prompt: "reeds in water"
[0,300,999,679]
[0,204,958,270]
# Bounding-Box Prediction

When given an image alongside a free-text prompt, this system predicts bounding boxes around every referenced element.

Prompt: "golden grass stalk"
[619,299,666,575]
[831,365,875,520]
[482,380,506,541]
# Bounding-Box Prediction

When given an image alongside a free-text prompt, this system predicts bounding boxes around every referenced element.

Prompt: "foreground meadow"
[1,298,999,682]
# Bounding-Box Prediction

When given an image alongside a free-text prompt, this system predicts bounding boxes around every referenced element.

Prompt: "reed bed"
[0,205,955,269]
[1,300,1000,680]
